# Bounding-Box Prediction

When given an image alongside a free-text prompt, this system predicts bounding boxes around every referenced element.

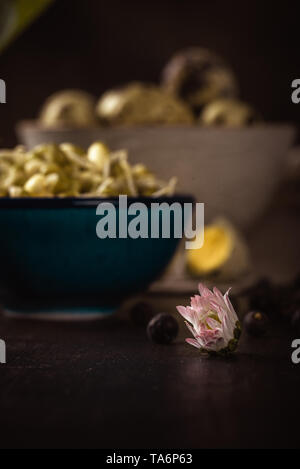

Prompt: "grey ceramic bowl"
[17,122,296,229]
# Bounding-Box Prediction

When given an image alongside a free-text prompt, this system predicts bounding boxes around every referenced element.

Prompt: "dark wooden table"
[0,188,299,449]
[0,301,299,449]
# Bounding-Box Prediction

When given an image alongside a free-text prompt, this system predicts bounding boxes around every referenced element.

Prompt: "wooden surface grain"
[0,311,299,449]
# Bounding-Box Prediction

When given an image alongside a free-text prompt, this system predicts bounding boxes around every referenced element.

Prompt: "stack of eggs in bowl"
[18,47,296,229]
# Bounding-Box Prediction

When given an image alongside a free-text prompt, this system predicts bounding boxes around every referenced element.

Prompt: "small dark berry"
[248,278,274,314]
[271,285,291,317]
[147,313,179,345]
[244,311,268,337]
[130,302,155,327]
[280,290,300,319]
[291,310,300,334]
[252,278,272,293]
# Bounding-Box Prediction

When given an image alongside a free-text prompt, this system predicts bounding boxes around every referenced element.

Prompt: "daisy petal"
[224,289,238,319]
[176,306,193,322]
[185,321,197,338]
[186,338,201,349]
[206,317,222,330]
[198,283,213,298]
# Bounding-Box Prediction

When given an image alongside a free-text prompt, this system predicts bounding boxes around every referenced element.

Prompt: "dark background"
[0,0,300,147]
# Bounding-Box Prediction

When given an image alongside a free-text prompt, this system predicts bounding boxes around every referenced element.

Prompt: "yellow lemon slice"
[187,218,250,281]
[188,224,233,275]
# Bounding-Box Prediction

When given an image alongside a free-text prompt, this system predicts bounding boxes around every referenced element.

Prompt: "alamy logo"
[96,195,204,249]
[0,79,6,103]
[0,339,6,364]
[291,339,300,364]
[291,79,300,104]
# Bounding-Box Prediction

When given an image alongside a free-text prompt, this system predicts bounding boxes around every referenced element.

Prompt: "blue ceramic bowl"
[0,195,193,320]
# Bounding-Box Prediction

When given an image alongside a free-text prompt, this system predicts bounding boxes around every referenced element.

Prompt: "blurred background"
[0,0,300,147]
[0,0,299,289]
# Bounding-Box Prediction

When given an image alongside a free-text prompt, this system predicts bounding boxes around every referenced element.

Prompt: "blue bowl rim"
[0,194,195,209]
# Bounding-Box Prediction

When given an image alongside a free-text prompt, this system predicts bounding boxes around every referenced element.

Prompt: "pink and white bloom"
[177,283,241,354]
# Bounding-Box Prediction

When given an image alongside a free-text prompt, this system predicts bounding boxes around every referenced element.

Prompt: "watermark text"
[291,339,300,364]
[291,79,300,104]
[0,79,6,104]
[96,196,204,249]
[0,339,6,364]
